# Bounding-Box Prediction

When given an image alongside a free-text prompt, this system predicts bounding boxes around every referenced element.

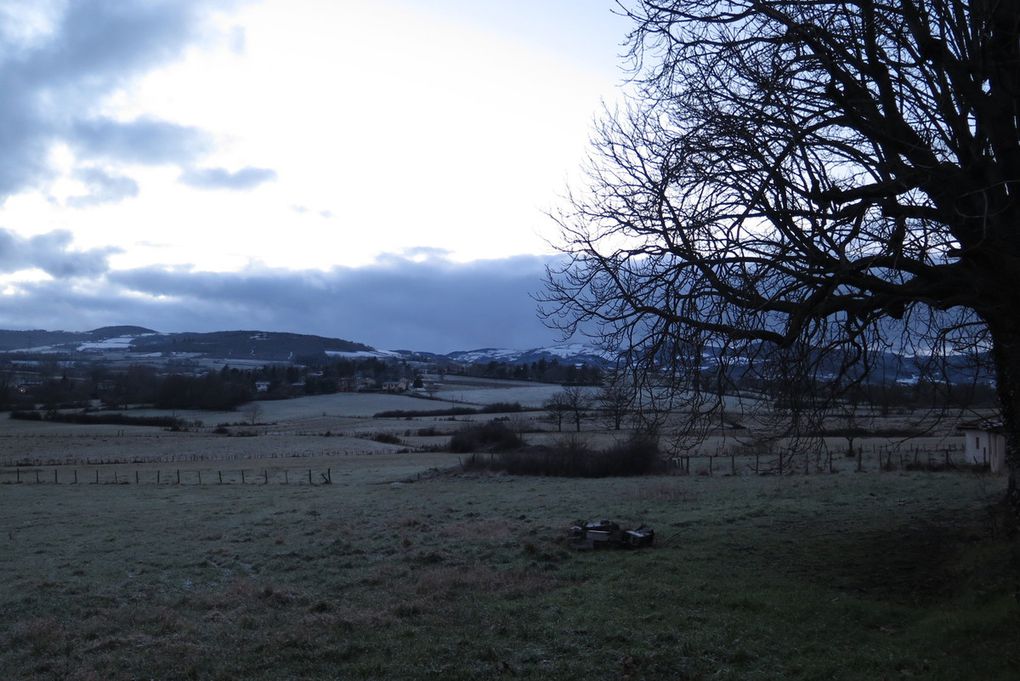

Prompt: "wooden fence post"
[35,470,40,484]
[731,455,736,476]
[308,469,312,484]
[95,469,100,484]
[241,470,246,484]
[135,471,139,484]
[73,469,78,484]
[157,470,161,485]
[218,471,223,485]
[54,469,58,484]
[176,469,181,485]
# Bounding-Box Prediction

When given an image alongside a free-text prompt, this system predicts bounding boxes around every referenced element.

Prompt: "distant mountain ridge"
[0,327,990,385]
[0,327,611,367]
[0,327,374,361]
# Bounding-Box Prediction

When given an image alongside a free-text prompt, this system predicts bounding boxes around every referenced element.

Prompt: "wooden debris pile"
[569,519,654,550]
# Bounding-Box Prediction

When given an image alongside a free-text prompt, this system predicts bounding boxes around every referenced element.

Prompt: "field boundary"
[0,466,334,486]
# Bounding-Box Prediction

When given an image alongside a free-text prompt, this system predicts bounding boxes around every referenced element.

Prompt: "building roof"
[957,418,1004,433]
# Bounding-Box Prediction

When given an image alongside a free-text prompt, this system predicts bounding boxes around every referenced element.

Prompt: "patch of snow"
[450,348,522,363]
[13,345,64,354]
[77,335,138,351]
[538,343,616,360]
[325,349,396,359]
[449,343,616,364]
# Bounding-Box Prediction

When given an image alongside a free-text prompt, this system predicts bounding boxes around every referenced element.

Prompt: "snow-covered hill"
[444,343,615,367]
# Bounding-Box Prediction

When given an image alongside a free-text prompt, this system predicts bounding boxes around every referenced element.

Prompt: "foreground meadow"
[1,453,1016,680]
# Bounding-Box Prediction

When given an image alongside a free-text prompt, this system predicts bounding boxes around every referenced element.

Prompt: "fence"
[0,466,334,486]
[668,442,984,476]
[0,449,378,468]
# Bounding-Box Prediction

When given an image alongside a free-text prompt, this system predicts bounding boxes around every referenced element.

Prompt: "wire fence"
[667,442,990,476]
[0,466,334,486]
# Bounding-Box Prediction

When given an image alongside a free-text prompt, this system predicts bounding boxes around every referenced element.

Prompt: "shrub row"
[10,410,189,429]
[374,402,525,418]
[449,421,524,453]
[457,423,663,477]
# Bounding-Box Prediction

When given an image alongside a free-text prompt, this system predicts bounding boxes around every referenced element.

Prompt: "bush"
[374,407,478,418]
[595,431,662,476]
[372,433,402,445]
[448,421,523,453]
[10,410,187,429]
[462,430,663,478]
[478,402,524,414]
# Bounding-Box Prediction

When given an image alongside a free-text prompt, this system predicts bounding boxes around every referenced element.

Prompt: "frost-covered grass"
[0,459,1016,680]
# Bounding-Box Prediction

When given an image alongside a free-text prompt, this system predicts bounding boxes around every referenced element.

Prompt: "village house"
[958,419,1007,473]
[382,379,409,393]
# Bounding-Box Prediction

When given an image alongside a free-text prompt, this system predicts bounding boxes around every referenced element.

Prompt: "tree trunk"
[989,324,1020,529]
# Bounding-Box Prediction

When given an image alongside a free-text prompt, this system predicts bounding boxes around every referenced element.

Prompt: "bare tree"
[599,372,636,430]
[544,392,571,432]
[542,1,1020,513]
[562,386,592,433]
[242,402,262,426]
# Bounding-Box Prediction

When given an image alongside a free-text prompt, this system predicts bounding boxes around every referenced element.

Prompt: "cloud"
[66,167,140,208]
[0,228,115,278]
[70,117,210,165]
[0,1,236,199]
[179,166,278,191]
[0,253,567,352]
[291,205,334,219]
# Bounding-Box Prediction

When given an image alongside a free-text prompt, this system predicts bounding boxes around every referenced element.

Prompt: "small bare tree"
[544,392,571,432]
[242,402,262,426]
[562,386,591,433]
[598,373,635,431]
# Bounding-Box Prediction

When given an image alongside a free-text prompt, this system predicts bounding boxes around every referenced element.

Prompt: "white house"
[958,419,1007,473]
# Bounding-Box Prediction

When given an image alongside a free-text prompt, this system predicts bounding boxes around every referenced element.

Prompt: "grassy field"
[2,454,1017,680]
[0,388,1016,679]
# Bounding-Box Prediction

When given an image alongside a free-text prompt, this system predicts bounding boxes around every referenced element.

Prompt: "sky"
[0,0,632,352]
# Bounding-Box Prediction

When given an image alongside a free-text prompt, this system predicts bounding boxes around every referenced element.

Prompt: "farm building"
[958,419,1007,473]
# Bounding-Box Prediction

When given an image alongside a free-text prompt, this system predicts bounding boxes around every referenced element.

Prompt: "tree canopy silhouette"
[543,1,1020,504]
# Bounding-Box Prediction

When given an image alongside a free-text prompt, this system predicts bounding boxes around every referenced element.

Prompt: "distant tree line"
[0,353,994,415]
[460,358,603,385]
[0,356,418,412]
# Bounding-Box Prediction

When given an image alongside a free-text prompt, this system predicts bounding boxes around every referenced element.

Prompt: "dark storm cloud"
[0,228,115,278]
[0,1,234,199]
[0,254,565,352]
[179,166,278,191]
[66,167,140,208]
